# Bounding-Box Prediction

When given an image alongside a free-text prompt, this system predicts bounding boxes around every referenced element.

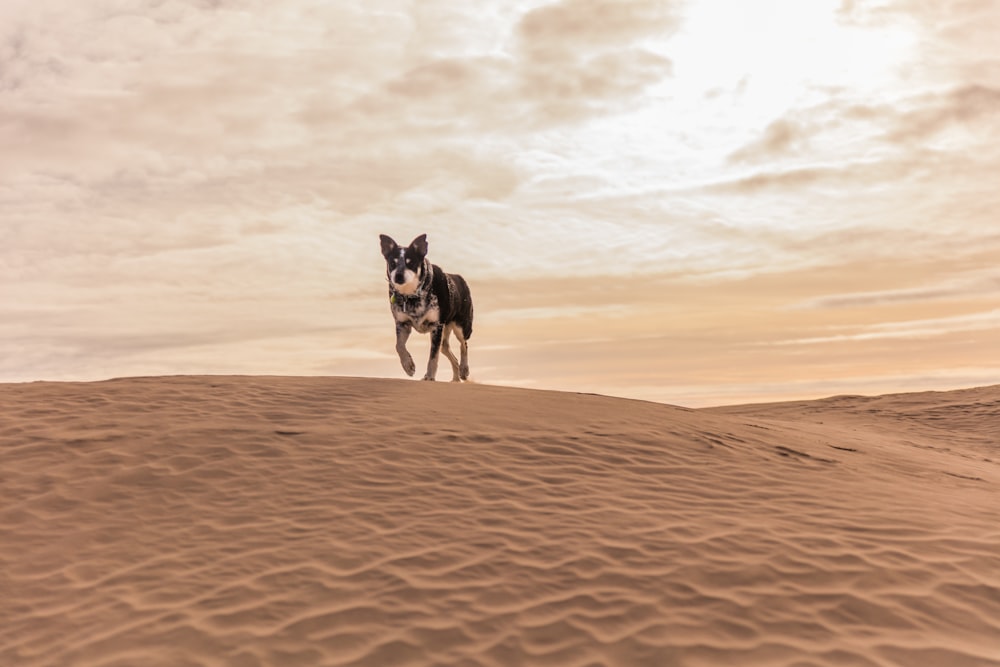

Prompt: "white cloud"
[772,310,1000,346]
[791,269,1000,310]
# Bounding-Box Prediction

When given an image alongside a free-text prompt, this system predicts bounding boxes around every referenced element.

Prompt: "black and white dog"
[379,233,473,382]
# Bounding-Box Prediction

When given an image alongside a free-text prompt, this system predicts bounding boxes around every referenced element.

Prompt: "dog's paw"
[401,355,416,377]
[421,375,436,381]
[460,364,470,381]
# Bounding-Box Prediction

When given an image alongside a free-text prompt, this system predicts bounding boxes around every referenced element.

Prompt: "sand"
[1,376,998,667]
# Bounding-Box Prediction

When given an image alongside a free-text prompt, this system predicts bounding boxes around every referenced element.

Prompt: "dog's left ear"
[409,234,428,257]
[379,234,398,258]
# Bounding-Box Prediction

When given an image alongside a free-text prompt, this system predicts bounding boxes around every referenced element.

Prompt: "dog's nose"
[393,274,406,284]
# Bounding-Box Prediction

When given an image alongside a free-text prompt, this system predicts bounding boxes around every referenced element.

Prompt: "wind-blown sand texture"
[2,377,998,667]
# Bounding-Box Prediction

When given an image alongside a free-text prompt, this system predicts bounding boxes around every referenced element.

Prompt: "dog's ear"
[409,233,428,257]
[379,234,398,258]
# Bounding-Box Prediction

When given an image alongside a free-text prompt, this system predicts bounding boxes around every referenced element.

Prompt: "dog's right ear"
[379,234,398,258]
[409,233,428,257]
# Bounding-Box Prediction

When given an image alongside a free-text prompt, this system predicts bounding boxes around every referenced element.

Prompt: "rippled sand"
[2,377,998,666]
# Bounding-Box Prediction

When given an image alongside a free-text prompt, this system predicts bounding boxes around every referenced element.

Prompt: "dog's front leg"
[395,321,416,376]
[422,324,444,381]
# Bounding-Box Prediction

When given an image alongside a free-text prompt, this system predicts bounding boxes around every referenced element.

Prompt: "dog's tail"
[464,300,474,340]
[452,274,473,340]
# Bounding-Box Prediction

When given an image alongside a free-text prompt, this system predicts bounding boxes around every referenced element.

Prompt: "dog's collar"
[390,290,422,306]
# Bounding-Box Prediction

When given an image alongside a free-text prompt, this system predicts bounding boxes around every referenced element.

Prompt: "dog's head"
[379,233,428,296]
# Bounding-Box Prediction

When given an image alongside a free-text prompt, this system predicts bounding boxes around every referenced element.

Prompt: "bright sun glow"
[543,1,917,209]
[668,0,916,118]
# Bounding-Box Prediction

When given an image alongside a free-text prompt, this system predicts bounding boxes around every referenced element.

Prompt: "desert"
[2,376,998,666]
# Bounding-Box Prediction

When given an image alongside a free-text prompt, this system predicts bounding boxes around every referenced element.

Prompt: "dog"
[379,233,473,381]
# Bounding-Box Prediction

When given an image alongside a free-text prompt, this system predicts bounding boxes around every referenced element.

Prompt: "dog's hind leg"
[454,325,470,381]
[440,324,462,382]
[395,321,416,377]
[422,324,444,381]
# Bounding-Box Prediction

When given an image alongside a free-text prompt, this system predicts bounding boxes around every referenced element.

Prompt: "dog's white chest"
[393,297,440,333]
[412,306,440,333]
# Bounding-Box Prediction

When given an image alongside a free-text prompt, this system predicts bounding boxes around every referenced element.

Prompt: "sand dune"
[2,377,998,667]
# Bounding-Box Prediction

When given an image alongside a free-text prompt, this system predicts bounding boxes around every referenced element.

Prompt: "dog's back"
[431,267,473,340]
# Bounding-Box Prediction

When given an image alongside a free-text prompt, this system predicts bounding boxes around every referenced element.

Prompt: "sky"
[3,0,999,406]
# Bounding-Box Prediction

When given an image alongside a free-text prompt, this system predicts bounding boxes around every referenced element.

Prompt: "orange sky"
[3,0,999,406]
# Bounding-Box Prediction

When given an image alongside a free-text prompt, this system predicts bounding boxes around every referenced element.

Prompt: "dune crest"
[2,377,998,666]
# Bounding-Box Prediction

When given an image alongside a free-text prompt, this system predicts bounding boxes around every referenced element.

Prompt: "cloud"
[838,0,999,30]
[728,118,812,163]
[0,1,530,277]
[705,86,1000,194]
[516,0,677,124]
[791,271,1000,310]
[887,85,1000,143]
[0,1,415,170]
[319,0,678,135]
[772,309,1000,345]
[837,0,1000,84]
[726,82,1000,171]
[702,162,886,194]
[0,0,681,250]
[518,0,679,54]
[514,50,673,126]
[333,55,519,135]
